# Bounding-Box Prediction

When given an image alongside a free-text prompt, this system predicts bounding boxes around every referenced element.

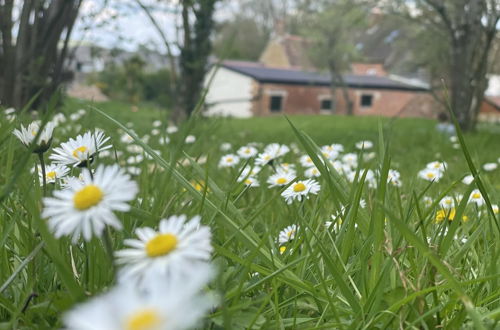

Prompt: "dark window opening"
[361,94,373,108]
[270,95,283,112]
[320,99,332,111]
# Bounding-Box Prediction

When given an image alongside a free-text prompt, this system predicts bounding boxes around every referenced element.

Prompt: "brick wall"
[252,83,439,118]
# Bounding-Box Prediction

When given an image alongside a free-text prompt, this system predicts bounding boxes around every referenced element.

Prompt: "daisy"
[321,144,343,154]
[276,163,296,175]
[439,196,455,210]
[305,166,321,178]
[63,268,214,330]
[255,152,273,166]
[13,121,55,153]
[152,120,162,127]
[418,168,443,182]
[185,135,196,144]
[281,179,320,204]
[483,163,498,171]
[278,224,298,244]
[42,165,138,243]
[166,126,178,134]
[239,166,261,180]
[151,128,160,136]
[264,143,289,158]
[159,136,170,145]
[355,140,373,150]
[115,215,212,282]
[220,142,232,151]
[422,196,433,207]
[237,145,258,159]
[469,189,485,206]
[492,204,499,215]
[218,154,240,168]
[320,149,339,160]
[37,163,69,185]
[242,176,260,187]
[342,153,358,168]
[267,171,296,188]
[462,174,474,185]
[50,131,111,167]
[387,169,402,187]
[426,161,447,172]
[299,155,315,168]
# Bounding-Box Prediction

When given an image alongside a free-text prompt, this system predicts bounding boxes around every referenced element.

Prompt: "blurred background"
[0,0,499,131]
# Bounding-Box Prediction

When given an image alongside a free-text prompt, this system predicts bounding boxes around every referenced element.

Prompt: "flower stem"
[102,226,116,271]
[38,153,47,196]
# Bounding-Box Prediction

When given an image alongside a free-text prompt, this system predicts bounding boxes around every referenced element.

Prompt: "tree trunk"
[329,63,354,116]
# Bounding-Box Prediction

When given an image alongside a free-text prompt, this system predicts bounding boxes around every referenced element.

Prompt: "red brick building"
[204,33,439,118]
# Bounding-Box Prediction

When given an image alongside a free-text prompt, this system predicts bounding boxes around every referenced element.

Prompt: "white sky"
[72,0,233,52]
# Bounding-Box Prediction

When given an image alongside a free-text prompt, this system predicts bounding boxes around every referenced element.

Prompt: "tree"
[382,0,500,131]
[302,0,368,116]
[0,0,83,110]
[213,15,270,61]
[133,0,219,121]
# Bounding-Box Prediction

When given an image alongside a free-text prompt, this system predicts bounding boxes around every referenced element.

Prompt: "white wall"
[204,67,255,118]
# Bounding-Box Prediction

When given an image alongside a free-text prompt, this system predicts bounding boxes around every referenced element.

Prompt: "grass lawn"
[1,98,500,328]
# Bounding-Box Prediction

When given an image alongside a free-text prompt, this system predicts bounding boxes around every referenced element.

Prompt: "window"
[360,94,373,108]
[320,99,332,111]
[270,95,283,112]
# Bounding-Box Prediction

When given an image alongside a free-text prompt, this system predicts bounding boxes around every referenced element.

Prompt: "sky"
[72,0,233,53]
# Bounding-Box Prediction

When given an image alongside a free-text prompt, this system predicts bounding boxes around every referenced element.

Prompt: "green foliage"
[89,57,172,107]
[1,98,500,328]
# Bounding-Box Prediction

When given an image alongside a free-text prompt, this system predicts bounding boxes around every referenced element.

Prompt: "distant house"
[204,60,436,118]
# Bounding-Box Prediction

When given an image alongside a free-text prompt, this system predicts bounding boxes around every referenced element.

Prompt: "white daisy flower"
[159,136,170,145]
[127,166,142,176]
[439,196,455,210]
[342,153,358,168]
[385,169,402,187]
[321,144,343,155]
[305,166,321,178]
[355,140,373,150]
[13,121,55,153]
[418,168,443,182]
[276,163,296,176]
[363,152,376,161]
[239,165,261,180]
[63,268,214,330]
[267,171,295,188]
[483,163,498,171]
[492,204,499,215]
[151,128,160,136]
[320,149,339,160]
[255,152,273,166]
[237,145,258,159]
[450,136,458,143]
[166,126,178,134]
[220,142,232,151]
[185,135,196,144]
[127,145,143,154]
[299,155,315,168]
[281,179,320,204]
[115,215,212,282]
[468,189,485,206]
[120,133,135,144]
[242,176,260,187]
[462,174,474,185]
[152,120,162,127]
[42,165,138,243]
[278,224,298,244]
[218,154,240,168]
[264,143,289,158]
[426,161,447,172]
[423,196,433,207]
[37,164,69,185]
[50,131,111,167]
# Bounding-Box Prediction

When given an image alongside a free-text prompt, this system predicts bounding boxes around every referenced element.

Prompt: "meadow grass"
[0,99,499,329]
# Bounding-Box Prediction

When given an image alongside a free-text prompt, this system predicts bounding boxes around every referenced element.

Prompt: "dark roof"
[221,61,429,92]
[485,96,500,111]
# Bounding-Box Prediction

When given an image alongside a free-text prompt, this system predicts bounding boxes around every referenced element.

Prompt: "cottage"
[204,60,436,118]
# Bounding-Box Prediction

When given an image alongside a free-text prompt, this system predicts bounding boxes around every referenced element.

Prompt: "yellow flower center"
[46,171,57,179]
[287,230,295,238]
[434,163,441,168]
[72,146,88,158]
[426,172,435,179]
[245,179,252,185]
[145,233,178,257]
[276,177,287,185]
[126,309,162,330]
[73,185,103,210]
[31,130,38,136]
[293,182,306,192]
[472,192,481,199]
[264,155,271,160]
[445,199,452,205]
[279,246,287,254]
[244,148,251,154]
[226,157,233,163]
